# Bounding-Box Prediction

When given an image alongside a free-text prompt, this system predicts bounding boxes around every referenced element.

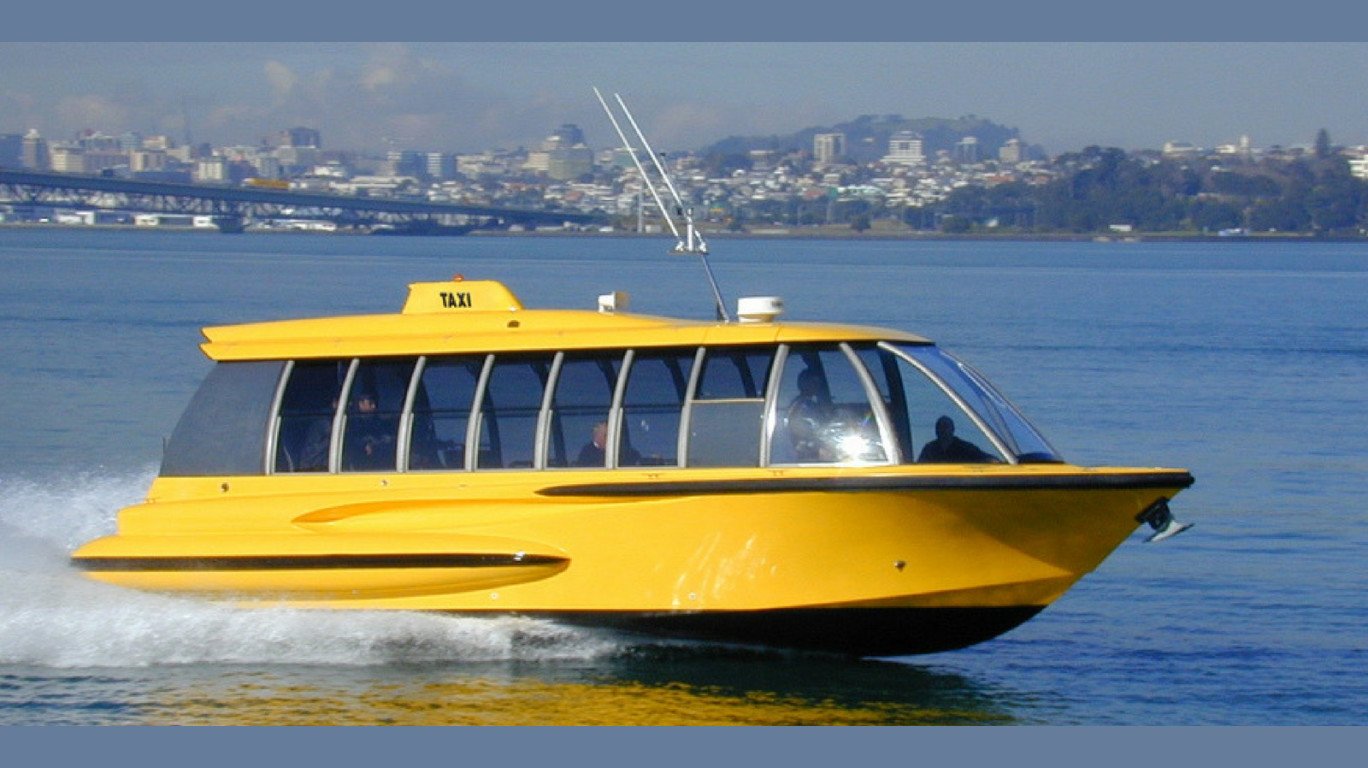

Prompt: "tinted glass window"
[890,343,1058,463]
[408,356,484,470]
[771,345,887,464]
[868,345,1008,464]
[694,346,773,399]
[475,355,550,469]
[547,353,622,468]
[619,349,694,467]
[687,346,774,467]
[340,359,414,472]
[274,360,349,472]
[161,361,284,477]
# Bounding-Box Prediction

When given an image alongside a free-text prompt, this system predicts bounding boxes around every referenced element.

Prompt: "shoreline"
[0,221,1363,244]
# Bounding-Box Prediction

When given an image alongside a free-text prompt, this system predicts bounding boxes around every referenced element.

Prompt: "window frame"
[762,342,900,467]
[877,341,1020,464]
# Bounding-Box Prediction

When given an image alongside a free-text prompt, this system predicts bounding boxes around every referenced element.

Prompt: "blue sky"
[3,38,1366,157]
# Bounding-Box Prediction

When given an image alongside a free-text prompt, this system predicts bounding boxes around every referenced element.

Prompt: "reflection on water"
[25,647,1031,726]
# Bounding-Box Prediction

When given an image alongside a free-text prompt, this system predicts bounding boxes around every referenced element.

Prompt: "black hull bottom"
[523,606,1045,657]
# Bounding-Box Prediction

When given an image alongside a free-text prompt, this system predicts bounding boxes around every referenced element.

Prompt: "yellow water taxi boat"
[71,276,1193,656]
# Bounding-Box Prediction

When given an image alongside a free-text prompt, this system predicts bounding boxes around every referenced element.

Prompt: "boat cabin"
[159,280,1061,478]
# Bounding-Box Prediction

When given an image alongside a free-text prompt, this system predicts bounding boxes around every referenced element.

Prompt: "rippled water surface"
[1,229,1364,725]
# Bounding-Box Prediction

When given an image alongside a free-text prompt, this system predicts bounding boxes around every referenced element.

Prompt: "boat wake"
[0,470,620,669]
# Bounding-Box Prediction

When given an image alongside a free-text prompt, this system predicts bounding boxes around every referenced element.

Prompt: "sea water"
[0,229,1364,725]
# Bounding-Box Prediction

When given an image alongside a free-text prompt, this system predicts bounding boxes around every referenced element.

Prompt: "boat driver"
[786,368,835,462]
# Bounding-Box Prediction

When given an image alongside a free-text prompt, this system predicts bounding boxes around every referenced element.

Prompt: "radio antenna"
[594,87,730,322]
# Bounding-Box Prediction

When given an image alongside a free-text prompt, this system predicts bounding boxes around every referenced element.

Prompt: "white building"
[882,131,925,166]
[813,133,846,164]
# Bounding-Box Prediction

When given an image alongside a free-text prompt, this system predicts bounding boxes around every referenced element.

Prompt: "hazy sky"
[2,42,1366,156]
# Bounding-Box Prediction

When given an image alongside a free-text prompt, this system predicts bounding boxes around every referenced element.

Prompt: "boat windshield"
[883,342,1062,463]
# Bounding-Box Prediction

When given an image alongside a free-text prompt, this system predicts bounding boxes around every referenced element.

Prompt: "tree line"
[924,142,1367,236]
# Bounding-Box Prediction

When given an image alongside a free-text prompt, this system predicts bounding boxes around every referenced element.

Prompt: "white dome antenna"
[737,296,784,323]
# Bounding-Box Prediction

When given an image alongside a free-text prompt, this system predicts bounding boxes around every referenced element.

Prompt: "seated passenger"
[344,391,396,470]
[918,416,996,463]
[786,368,834,461]
[575,421,609,467]
[576,420,639,467]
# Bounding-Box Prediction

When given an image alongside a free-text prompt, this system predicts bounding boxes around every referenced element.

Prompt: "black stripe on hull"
[518,606,1045,657]
[69,553,566,572]
[537,472,1195,497]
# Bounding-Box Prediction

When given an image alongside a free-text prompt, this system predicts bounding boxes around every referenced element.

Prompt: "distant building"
[1349,154,1368,181]
[545,124,585,149]
[273,145,320,173]
[1162,141,1200,157]
[813,132,846,164]
[998,138,1023,164]
[194,156,229,183]
[425,152,457,181]
[383,150,426,178]
[269,127,322,149]
[547,146,593,181]
[1216,135,1254,157]
[531,124,594,181]
[48,146,86,173]
[129,149,169,173]
[252,155,283,179]
[882,131,925,166]
[142,135,176,151]
[955,136,979,164]
[749,149,778,171]
[22,129,50,170]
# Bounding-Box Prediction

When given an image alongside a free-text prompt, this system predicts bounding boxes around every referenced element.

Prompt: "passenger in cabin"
[575,420,640,467]
[343,391,395,470]
[786,368,835,462]
[918,416,996,463]
[576,421,609,467]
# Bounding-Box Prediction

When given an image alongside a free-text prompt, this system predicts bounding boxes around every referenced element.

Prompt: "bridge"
[0,169,605,234]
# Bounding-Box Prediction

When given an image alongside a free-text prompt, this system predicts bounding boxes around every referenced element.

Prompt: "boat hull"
[540,605,1044,656]
[71,465,1192,656]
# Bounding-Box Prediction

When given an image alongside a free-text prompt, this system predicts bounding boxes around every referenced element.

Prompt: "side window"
[273,359,349,472]
[876,346,1007,464]
[694,346,771,399]
[686,346,774,467]
[770,345,887,464]
[547,353,622,468]
[618,349,695,467]
[475,355,550,469]
[408,356,485,470]
[161,361,285,477]
[340,359,415,472]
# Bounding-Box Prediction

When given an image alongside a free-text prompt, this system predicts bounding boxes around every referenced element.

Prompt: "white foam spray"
[0,470,620,668]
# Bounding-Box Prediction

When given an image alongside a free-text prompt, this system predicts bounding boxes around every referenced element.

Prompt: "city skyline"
[3,43,1367,158]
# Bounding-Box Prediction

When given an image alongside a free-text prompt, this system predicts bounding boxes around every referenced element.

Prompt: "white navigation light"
[737,296,784,323]
[598,291,630,313]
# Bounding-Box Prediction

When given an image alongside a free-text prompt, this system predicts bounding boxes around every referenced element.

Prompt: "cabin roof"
[198,279,930,361]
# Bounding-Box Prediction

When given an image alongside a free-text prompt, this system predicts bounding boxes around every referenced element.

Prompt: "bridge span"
[0,169,604,234]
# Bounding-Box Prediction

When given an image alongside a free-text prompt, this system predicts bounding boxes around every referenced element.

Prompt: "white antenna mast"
[594,87,730,322]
